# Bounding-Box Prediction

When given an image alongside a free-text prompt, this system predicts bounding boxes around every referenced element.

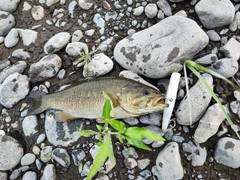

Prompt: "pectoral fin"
[105,93,119,108]
[53,111,79,122]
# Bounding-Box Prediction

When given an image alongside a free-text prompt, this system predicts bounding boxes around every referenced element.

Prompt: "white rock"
[0,11,15,36]
[0,72,29,108]
[0,0,21,13]
[145,3,158,18]
[12,49,30,59]
[208,58,238,78]
[215,137,240,168]
[68,1,77,18]
[65,42,88,56]
[23,2,32,11]
[22,116,38,136]
[93,13,105,35]
[194,104,226,143]
[195,53,218,65]
[0,136,24,171]
[133,6,144,16]
[22,171,37,180]
[17,29,38,46]
[71,30,83,42]
[46,0,59,6]
[40,164,56,180]
[44,32,71,54]
[195,0,235,29]
[52,148,70,167]
[124,158,137,169]
[83,53,113,77]
[175,73,213,126]
[157,0,172,16]
[220,38,240,60]
[152,142,183,180]
[21,153,36,166]
[114,16,208,78]
[85,29,95,36]
[78,0,93,10]
[4,28,19,48]
[206,30,221,42]
[31,5,44,20]
[28,54,62,83]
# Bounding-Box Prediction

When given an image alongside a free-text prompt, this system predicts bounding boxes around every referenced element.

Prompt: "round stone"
[0,136,24,170]
[31,6,44,20]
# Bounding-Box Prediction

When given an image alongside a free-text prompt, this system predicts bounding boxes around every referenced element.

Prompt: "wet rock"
[124,158,137,169]
[214,137,240,168]
[152,142,183,180]
[208,58,238,78]
[114,16,208,78]
[21,153,36,166]
[194,105,226,143]
[78,0,94,10]
[40,146,52,163]
[0,61,27,84]
[0,0,21,13]
[44,32,71,54]
[145,3,158,18]
[83,53,113,78]
[31,5,44,20]
[0,59,10,72]
[28,54,62,83]
[0,72,29,108]
[220,38,240,60]
[157,0,172,16]
[182,141,207,166]
[65,42,88,56]
[12,49,30,59]
[175,73,213,126]
[195,0,235,29]
[45,110,83,147]
[22,116,38,136]
[22,171,37,180]
[0,11,15,36]
[40,164,56,180]
[72,149,86,166]
[0,136,24,171]
[52,148,70,168]
[4,28,19,48]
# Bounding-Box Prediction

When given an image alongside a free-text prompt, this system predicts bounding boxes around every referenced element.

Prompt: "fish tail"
[27,91,47,115]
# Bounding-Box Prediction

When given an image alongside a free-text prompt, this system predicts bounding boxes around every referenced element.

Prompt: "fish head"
[117,82,168,115]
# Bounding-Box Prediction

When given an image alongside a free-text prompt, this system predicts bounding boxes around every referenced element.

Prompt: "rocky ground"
[0,0,240,179]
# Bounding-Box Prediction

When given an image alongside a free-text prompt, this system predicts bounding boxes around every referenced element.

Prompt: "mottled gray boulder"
[195,0,235,29]
[114,16,208,78]
[0,11,15,36]
[0,72,29,108]
[0,136,24,171]
[45,110,84,147]
[0,61,27,84]
[215,137,240,168]
[176,73,213,126]
[194,104,225,143]
[208,58,238,78]
[28,54,62,83]
[52,148,70,168]
[0,0,21,13]
[152,142,183,180]
[44,32,71,54]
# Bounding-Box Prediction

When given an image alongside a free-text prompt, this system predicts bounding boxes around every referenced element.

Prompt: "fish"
[27,77,168,122]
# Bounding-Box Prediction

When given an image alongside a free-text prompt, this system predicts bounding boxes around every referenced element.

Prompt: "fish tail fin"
[27,91,47,115]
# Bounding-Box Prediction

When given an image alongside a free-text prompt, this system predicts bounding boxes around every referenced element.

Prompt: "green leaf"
[74,130,97,137]
[124,127,165,142]
[107,119,126,133]
[123,134,152,151]
[102,92,112,120]
[96,124,104,132]
[86,134,112,180]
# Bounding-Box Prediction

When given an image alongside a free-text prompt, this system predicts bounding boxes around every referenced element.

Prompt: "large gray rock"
[215,137,240,168]
[114,16,208,78]
[175,73,213,126]
[0,11,15,36]
[195,0,235,29]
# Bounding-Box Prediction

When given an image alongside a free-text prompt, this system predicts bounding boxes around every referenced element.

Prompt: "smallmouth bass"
[28,77,168,122]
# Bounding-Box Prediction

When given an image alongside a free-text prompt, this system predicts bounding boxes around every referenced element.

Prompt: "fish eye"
[142,89,150,95]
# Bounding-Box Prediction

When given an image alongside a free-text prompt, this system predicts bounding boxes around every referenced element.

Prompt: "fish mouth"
[154,96,169,108]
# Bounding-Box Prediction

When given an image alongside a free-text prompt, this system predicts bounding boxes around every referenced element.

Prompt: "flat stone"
[17,29,38,46]
[206,30,221,42]
[83,53,113,78]
[194,104,226,143]
[220,38,240,60]
[44,32,71,54]
[28,54,62,83]
[0,136,24,171]
[0,11,15,36]
[0,72,29,108]
[208,58,238,78]
[12,49,30,59]
[195,0,235,29]
[31,5,44,20]
[22,171,37,180]
[195,53,218,65]
[21,153,36,166]
[175,73,213,126]
[152,142,183,180]
[114,16,208,78]
[65,42,88,56]
[22,116,38,136]
[214,137,240,168]
[4,28,19,48]
[52,148,70,168]
[0,0,20,13]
